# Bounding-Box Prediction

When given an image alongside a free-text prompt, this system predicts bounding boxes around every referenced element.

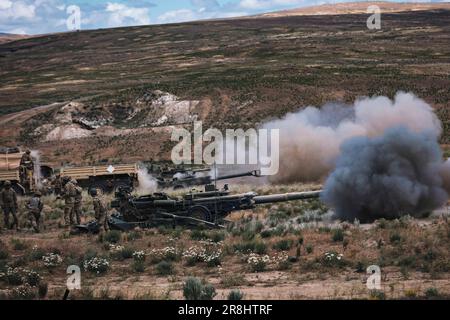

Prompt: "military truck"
[0,147,52,195]
[59,163,139,193]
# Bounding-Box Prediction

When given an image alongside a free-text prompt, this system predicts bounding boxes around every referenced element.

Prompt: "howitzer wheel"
[188,205,213,223]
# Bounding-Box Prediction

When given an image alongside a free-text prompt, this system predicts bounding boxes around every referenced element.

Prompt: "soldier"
[52,174,62,196]
[20,149,34,168]
[26,191,43,233]
[19,149,34,190]
[0,181,19,231]
[72,180,82,225]
[62,177,76,226]
[89,188,109,234]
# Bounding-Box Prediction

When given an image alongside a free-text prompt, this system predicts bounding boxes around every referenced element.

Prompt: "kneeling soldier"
[27,191,43,233]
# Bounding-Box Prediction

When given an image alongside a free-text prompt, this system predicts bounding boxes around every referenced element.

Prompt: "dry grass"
[1,183,450,300]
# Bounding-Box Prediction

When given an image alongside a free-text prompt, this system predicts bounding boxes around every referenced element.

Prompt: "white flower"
[42,253,63,268]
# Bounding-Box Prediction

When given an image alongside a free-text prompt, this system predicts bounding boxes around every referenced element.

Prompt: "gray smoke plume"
[321,127,449,222]
[264,92,442,183]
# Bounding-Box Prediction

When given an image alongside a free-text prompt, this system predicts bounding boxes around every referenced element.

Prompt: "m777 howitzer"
[73,186,322,233]
[156,169,262,189]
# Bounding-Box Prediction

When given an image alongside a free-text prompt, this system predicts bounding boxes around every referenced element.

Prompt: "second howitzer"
[156,169,261,189]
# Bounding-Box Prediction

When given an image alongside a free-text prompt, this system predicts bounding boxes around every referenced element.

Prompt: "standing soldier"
[26,191,43,233]
[0,181,19,231]
[52,174,62,197]
[19,149,34,191]
[20,149,34,168]
[89,188,109,234]
[72,180,82,225]
[62,177,76,226]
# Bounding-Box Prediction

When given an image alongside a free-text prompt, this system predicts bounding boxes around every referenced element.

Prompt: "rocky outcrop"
[32,91,200,142]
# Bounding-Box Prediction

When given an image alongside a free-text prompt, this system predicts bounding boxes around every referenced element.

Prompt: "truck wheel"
[188,205,213,223]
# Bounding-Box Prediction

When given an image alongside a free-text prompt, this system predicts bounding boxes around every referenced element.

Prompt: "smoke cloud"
[321,127,448,222]
[264,92,441,183]
[136,167,158,194]
[31,150,42,188]
[263,92,450,221]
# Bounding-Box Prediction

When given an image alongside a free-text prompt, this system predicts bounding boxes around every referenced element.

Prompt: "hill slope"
[0,33,30,44]
[257,1,450,17]
[0,5,449,164]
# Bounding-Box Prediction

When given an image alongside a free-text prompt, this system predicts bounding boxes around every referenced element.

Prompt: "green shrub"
[126,231,142,241]
[221,274,246,288]
[0,247,9,260]
[209,231,225,243]
[389,232,401,244]
[38,282,48,299]
[11,238,28,251]
[425,287,440,299]
[29,247,46,261]
[306,244,313,254]
[111,246,134,261]
[156,260,174,275]
[228,290,244,300]
[377,219,388,229]
[369,290,386,300]
[191,230,208,241]
[183,277,203,300]
[9,284,36,300]
[183,277,216,300]
[103,231,121,244]
[2,268,24,285]
[332,229,344,242]
[273,239,293,251]
[132,260,145,273]
[404,289,417,298]
[321,251,346,268]
[83,248,98,261]
[356,261,365,273]
[233,240,267,254]
[277,260,291,270]
[260,230,272,238]
[318,226,331,233]
[26,271,41,287]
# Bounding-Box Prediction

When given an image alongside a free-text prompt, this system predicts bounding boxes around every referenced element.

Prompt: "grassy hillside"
[0,9,449,142]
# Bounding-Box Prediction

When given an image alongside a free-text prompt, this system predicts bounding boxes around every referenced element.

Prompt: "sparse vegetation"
[103,231,122,244]
[228,290,244,300]
[156,261,174,276]
[273,239,293,251]
[11,239,28,251]
[332,229,344,242]
[183,277,216,300]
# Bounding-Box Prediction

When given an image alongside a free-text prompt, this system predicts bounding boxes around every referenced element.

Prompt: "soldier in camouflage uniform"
[19,150,34,190]
[89,188,109,234]
[62,177,76,226]
[52,174,62,196]
[26,191,43,233]
[20,149,33,167]
[72,179,82,225]
[0,181,19,231]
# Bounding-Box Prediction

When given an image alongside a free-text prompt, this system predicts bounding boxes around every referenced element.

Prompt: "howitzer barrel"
[253,191,322,204]
[192,192,257,204]
[214,170,261,181]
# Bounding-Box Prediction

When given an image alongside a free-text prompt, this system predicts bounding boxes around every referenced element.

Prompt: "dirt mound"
[26,91,200,142]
